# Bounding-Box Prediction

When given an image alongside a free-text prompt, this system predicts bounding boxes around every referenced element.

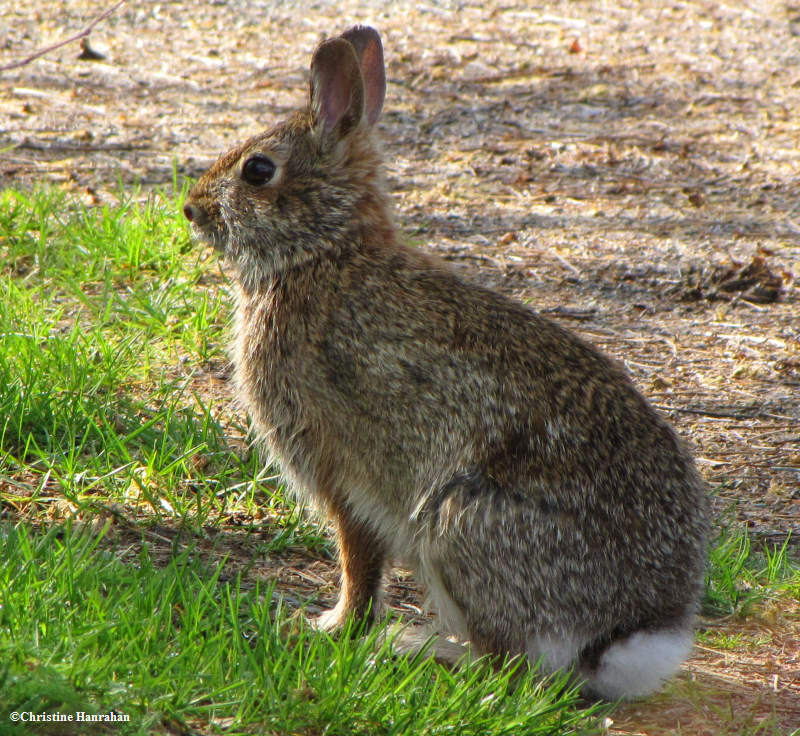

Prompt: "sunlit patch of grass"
[0,523,608,735]
[1,184,251,526]
[695,629,773,651]
[704,523,798,618]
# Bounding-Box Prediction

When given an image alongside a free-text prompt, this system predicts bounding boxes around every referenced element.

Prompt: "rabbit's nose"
[183,202,208,225]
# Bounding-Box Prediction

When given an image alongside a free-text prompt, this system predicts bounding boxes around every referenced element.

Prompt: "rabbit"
[183,26,709,701]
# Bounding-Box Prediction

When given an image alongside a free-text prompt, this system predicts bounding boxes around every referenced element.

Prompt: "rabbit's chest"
[233,317,314,431]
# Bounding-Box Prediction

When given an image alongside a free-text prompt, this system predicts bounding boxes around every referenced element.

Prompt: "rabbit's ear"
[310,38,366,144]
[340,26,385,125]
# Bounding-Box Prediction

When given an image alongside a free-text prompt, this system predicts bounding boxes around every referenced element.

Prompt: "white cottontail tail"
[184,26,708,700]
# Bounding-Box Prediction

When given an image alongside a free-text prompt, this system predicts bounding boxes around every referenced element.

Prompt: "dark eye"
[241,154,276,186]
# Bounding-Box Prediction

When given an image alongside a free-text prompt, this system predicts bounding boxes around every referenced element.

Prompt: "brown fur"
[184,27,709,700]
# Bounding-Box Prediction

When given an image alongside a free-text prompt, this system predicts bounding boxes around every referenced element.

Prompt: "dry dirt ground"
[1,1,799,734]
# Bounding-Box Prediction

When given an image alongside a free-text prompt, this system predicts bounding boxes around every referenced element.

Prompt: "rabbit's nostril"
[189,203,211,226]
[184,202,210,225]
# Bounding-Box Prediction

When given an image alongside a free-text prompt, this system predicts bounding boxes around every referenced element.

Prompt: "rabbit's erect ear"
[310,38,365,144]
[340,26,385,125]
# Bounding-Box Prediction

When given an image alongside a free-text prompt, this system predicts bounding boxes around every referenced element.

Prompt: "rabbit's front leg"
[315,499,386,632]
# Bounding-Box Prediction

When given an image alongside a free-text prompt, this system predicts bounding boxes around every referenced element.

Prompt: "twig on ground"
[653,403,764,420]
[0,0,126,72]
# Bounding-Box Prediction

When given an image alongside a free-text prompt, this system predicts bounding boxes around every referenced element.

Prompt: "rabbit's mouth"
[194,225,227,253]
[184,202,228,253]
[188,223,227,254]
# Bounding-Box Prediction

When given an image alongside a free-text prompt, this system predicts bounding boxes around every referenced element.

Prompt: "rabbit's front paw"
[312,595,380,635]
[313,603,350,633]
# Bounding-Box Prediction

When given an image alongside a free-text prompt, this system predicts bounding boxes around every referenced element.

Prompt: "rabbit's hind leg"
[414,470,541,659]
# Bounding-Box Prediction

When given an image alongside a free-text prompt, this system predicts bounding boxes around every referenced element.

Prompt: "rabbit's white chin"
[189,226,226,253]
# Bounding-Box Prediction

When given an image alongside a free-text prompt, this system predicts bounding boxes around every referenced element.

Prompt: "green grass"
[704,523,798,617]
[0,522,606,736]
[0,185,798,735]
[0,183,319,540]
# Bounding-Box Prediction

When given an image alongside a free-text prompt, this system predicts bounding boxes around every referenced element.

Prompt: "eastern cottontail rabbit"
[183,26,708,700]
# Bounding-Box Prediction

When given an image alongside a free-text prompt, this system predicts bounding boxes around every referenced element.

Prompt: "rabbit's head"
[184,27,389,289]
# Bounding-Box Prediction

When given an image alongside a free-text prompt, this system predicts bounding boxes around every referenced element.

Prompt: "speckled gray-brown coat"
[183,26,709,700]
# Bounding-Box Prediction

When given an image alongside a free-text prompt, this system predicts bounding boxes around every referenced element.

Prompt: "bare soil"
[1,1,799,733]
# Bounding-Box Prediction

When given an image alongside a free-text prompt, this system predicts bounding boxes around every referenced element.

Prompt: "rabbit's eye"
[242,154,276,186]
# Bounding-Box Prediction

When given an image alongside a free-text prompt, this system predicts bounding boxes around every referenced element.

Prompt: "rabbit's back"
[233,238,707,591]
